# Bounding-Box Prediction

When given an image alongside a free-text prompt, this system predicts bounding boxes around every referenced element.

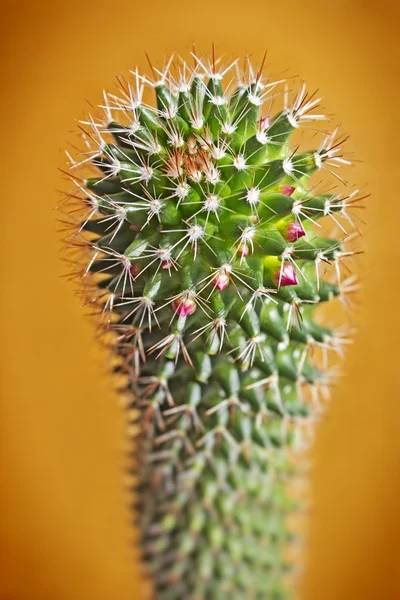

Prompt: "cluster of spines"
[62,52,361,599]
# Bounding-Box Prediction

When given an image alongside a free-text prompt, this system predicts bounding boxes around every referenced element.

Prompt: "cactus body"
[64,53,358,599]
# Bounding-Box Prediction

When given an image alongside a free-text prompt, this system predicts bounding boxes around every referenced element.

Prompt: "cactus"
[63,51,360,600]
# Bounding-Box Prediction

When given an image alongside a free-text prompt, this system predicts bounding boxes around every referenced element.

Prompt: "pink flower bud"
[129,263,140,276]
[280,185,295,197]
[258,116,270,130]
[173,296,197,317]
[213,271,230,291]
[161,260,172,270]
[286,220,306,242]
[238,243,249,257]
[275,263,298,287]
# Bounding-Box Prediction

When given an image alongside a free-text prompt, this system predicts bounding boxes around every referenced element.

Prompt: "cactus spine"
[63,51,359,599]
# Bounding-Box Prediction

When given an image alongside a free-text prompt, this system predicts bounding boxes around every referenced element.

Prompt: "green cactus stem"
[63,52,360,600]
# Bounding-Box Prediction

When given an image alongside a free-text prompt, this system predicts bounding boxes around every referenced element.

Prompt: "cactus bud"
[213,267,231,291]
[280,184,296,197]
[258,115,270,130]
[276,263,298,287]
[129,263,140,276]
[286,220,306,242]
[173,294,197,317]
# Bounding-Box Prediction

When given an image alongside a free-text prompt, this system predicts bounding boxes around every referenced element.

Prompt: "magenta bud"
[286,220,306,242]
[213,271,230,291]
[173,296,196,317]
[275,263,298,287]
[161,260,172,270]
[258,116,270,130]
[238,243,249,257]
[129,263,140,276]
[280,185,295,197]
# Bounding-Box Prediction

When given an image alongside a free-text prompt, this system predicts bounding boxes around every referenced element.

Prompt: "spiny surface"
[62,53,361,600]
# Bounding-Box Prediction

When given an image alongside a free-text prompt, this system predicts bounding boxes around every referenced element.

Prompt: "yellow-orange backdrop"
[1,1,399,599]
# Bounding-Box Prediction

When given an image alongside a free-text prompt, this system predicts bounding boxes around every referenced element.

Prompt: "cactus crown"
[63,51,360,599]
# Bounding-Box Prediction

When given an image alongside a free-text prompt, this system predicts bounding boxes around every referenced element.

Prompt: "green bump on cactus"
[63,52,361,600]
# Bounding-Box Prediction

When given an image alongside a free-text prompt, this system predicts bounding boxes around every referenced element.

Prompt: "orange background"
[1,1,399,599]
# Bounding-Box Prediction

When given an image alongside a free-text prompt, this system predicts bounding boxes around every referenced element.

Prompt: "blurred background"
[1,1,399,598]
